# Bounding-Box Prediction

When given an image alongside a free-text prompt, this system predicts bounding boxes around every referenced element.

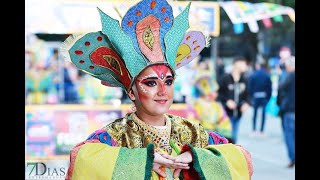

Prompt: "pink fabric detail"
[208,131,229,144]
[110,138,117,146]
[136,15,164,62]
[65,139,101,180]
[93,129,118,146]
[94,129,107,134]
[236,145,254,178]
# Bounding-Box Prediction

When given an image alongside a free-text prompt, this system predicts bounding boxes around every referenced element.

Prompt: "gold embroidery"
[104,113,209,155]
[143,26,155,50]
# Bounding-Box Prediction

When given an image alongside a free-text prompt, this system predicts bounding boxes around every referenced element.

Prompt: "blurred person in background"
[278,57,295,168]
[63,61,80,104]
[63,0,253,179]
[215,57,225,84]
[218,56,251,143]
[277,46,294,131]
[248,61,272,136]
[190,58,232,142]
[26,59,54,104]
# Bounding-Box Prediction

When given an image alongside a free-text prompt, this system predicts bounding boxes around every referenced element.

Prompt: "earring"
[130,105,137,112]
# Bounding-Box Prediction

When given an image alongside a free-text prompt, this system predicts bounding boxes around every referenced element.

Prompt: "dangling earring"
[130,105,137,112]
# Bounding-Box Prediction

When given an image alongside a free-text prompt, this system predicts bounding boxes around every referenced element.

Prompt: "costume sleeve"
[180,143,253,180]
[66,129,154,180]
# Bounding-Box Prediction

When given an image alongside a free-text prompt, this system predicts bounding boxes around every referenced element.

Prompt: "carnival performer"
[63,0,253,179]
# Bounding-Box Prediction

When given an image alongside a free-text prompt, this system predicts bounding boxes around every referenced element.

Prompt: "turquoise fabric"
[164,3,191,69]
[98,8,148,77]
[121,0,173,56]
[68,31,125,87]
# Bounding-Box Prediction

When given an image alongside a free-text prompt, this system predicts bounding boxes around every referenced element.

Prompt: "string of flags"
[219,1,295,34]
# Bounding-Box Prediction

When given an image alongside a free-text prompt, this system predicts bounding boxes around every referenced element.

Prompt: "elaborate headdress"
[62,0,209,93]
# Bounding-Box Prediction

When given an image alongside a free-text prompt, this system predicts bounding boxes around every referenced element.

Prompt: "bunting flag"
[262,18,273,28]
[219,1,294,34]
[273,15,284,22]
[233,23,244,34]
[254,2,294,22]
[247,20,259,33]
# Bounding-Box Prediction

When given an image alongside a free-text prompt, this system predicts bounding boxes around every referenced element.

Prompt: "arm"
[66,129,154,180]
[217,75,229,107]
[247,75,254,98]
[266,75,273,101]
[240,77,251,107]
[279,73,292,92]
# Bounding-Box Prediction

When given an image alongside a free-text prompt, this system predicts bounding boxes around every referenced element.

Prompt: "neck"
[231,69,241,82]
[135,111,166,126]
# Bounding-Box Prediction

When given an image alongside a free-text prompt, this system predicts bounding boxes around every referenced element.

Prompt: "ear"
[127,88,136,101]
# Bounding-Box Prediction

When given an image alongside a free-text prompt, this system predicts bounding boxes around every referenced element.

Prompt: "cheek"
[136,84,157,100]
[166,85,174,97]
[137,90,149,100]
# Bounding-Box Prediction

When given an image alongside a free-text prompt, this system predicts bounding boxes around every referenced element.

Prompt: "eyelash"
[142,79,174,87]
[165,79,173,86]
[143,81,157,87]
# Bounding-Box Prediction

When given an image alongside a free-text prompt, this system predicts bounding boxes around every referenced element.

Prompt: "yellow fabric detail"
[175,44,191,63]
[210,144,249,180]
[72,143,120,179]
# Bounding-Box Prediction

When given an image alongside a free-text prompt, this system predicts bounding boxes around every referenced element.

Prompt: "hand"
[155,152,190,169]
[226,100,237,109]
[153,152,189,178]
[173,151,193,164]
[161,151,193,178]
[152,162,167,178]
[240,103,250,112]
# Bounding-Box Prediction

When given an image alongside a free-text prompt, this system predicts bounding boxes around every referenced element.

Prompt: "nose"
[157,83,167,96]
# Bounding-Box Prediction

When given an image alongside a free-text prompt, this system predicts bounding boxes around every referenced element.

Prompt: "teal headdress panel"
[63,0,208,92]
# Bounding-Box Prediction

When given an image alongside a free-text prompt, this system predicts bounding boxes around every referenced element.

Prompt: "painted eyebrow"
[141,75,174,81]
[141,77,158,81]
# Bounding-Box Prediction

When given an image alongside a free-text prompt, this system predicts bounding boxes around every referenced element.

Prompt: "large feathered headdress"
[62,0,209,93]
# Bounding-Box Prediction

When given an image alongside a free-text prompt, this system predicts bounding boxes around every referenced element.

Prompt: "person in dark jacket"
[278,57,295,168]
[248,62,272,136]
[218,56,251,143]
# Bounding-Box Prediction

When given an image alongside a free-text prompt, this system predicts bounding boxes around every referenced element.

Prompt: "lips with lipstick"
[154,99,168,104]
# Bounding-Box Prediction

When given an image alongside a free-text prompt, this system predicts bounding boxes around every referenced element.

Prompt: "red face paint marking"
[137,89,148,100]
[151,65,169,94]
[151,65,169,80]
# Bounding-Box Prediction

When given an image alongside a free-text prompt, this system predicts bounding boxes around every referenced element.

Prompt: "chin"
[150,108,170,116]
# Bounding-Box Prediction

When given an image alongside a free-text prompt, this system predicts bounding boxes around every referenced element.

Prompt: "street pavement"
[237,108,295,180]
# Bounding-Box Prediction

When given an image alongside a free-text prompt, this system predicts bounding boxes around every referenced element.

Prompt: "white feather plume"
[59,33,86,62]
[205,34,211,48]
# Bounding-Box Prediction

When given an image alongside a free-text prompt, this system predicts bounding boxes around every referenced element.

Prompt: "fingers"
[172,165,190,170]
[172,162,189,169]
[152,163,167,178]
[154,152,174,165]
[153,168,167,178]
[173,169,182,179]
[174,152,193,164]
